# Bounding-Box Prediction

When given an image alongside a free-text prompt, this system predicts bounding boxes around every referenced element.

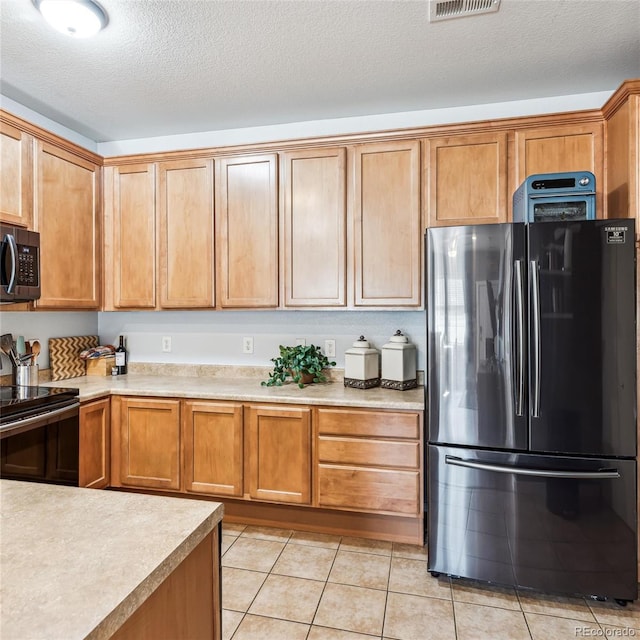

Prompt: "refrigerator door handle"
[514,260,525,416]
[445,455,620,479]
[530,259,541,418]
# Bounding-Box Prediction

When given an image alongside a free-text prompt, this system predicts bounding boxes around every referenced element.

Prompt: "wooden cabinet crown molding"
[6,79,638,170]
[0,110,102,166]
[601,79,640,119]
[100,107,606,167]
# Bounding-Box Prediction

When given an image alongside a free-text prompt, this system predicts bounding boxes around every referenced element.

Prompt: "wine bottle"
[115,335,128,375]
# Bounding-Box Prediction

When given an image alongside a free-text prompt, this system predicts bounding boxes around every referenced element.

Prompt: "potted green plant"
[262,344,336,388]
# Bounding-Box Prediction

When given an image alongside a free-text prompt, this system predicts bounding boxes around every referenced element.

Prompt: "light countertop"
[42,370,425,411]
[0,481,223,640]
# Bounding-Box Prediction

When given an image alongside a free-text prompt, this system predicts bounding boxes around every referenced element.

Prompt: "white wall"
[98,310,426,371]
[0,312,99,372]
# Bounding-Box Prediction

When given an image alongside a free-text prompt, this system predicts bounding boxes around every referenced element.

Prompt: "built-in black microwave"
[0,224,40,303]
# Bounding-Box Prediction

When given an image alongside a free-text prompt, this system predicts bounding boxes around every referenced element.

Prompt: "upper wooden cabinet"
[246,404,311,505]
[106,163,156,309]
[34,141,100,309]
[280,147,347,307]
[215,154,278,308]
[602,81,640,233]
[513,122,603,215]
[352,140,422,307]
[158,158,214,308]
[0,122,32,228]
[424,132,508,227]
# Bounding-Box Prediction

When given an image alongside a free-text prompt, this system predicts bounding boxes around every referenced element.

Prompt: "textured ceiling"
[1,0,639,143]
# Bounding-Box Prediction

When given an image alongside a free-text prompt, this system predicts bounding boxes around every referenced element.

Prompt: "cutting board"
[49,335,99,381]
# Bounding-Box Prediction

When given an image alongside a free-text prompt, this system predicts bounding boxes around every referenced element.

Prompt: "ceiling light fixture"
[33,0,109,38]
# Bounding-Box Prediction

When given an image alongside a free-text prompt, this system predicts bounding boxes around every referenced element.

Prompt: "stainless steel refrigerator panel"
[427,445,638,601]
[527,219,636,458]
[427,224,527,450]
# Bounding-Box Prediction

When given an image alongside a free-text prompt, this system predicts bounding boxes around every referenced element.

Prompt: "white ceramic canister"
[380,330,417,390]
[344,336,380,389]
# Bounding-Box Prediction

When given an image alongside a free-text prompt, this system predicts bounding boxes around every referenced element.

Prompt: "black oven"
[0,386,80,485]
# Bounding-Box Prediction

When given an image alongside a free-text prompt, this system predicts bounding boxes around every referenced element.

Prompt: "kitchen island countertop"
[0,480,223,640]
[43,371,425,410]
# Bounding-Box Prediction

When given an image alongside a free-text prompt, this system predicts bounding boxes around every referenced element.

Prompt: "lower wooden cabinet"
[315,407,422,516]
[246,404,312,505]
[183,400,243,497]
[109,395,423,528]
[79,397,111,489]
[113,396,181,491]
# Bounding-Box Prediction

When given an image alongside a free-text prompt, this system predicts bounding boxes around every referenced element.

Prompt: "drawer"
[318,436,419,469]
[317,408,420,439]
[317,465,420,515]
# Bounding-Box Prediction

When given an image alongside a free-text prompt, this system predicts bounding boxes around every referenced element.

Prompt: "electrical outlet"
[243,337,254,354]
[324,339,336,358]
[295,338,306,346]
[162,336,172,352]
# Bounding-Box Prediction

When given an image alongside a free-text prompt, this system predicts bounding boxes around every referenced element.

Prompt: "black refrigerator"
[426,219,637,603]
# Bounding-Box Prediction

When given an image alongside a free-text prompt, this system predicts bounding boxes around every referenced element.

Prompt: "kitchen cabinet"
[424,132,508,226]
[105,163,156,309]
[280,147,347,307]
[113,396,181,491]
[315,407,422,516]
[158,158,214,308]
[0,121,32,228]
[34,141,101,309]
[215,154,278,308]
[603,82,640,232]
[183,400,243,497]
[513,122,603,215]
[246,404,311,504]
[352,140,422,307]
[79,397,111,489]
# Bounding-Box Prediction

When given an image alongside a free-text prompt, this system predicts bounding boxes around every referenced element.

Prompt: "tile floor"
[221,522,640,640]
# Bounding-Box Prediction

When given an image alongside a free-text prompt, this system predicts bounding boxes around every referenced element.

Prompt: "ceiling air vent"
[429,0,500,22]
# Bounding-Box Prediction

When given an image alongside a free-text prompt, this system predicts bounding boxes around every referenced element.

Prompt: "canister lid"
[345,336,379,355]
[383,330,415,350]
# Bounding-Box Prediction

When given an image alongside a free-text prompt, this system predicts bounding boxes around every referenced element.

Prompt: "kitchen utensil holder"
[14,364,39,387]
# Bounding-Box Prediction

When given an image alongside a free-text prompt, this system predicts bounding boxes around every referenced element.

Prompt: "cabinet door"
[281,147,346,306]
[110,164,156,308]
[352,140,421,306]
[215,154,278,307]
[0,122,32,227]
[79,397,111,489]
[183,400,243,496]
[247,404,311,504]
[118,397,181,490]
[604,93,639,229]
[158,159,214,308]
[425,132,508,227]
[513,122,603,215]
[34,142,100,309]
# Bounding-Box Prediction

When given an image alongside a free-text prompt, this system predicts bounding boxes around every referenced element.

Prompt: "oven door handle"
[0,402,80,439]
